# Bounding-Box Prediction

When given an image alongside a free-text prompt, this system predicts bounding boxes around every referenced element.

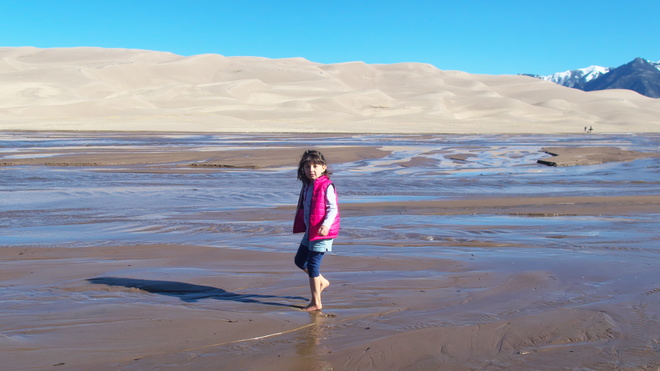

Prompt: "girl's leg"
[303,251,329,311]
[306,276,330,311]
[306,276,323,311]
[294,243,308,272]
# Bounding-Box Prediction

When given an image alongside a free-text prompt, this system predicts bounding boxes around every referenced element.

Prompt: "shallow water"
[2,132,659,370]
[1,133,659,257]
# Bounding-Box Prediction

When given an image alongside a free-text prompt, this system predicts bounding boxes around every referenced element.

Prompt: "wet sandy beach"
[1,132,659,370]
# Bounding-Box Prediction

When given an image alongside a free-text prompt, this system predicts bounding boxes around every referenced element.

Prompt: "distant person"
[292,150,340,311]
[584,126,588,133]
[589,126,594,133]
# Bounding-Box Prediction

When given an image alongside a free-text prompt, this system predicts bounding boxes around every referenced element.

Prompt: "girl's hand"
[318,225,329,236]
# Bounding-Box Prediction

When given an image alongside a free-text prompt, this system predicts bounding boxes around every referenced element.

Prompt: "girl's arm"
[322,184,338,228]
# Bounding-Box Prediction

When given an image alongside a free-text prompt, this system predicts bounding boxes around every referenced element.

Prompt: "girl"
[293,150,340,312]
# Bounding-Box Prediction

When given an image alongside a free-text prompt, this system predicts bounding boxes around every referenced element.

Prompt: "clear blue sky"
[1,0,658,75]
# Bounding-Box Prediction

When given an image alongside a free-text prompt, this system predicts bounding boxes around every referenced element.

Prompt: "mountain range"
[523,58,660,98]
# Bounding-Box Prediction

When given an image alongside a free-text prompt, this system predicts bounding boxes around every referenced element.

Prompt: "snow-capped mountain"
[522,58,660,98]
[539,65,611,89]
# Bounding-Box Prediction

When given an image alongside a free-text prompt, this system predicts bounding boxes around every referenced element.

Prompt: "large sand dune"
[1,47,659,133]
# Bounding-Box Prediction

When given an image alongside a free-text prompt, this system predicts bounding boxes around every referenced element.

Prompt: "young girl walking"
[293,150,340,312]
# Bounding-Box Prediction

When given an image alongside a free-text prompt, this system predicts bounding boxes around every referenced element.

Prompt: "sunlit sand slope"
[1,47,659,133]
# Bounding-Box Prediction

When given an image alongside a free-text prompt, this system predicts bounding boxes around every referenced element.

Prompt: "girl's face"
[303,162,327,181]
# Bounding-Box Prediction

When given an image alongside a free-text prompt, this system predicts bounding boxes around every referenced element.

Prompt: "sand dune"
[1,46,659,133]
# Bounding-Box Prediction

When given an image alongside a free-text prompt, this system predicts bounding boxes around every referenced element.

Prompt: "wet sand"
[5,242,657,371]
[537,146,657,167]
[1,132,659,370]
[0,143,390,168]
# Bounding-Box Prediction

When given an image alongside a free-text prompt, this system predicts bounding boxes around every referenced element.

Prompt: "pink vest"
[293,175,340,241]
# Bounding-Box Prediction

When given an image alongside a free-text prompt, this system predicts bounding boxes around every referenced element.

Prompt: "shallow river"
[1,132,659,370]
[1,133,659,257]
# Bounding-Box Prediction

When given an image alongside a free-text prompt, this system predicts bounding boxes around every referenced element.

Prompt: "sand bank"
[1,138,654,170]
[338,195,660,216]
[538,146,659,166]
[0,145,389,168]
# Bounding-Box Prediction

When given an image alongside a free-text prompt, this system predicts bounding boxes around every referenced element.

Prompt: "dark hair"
[297,150,331,185]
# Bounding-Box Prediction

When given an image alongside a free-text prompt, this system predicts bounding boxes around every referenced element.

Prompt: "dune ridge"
[1,46,659,133]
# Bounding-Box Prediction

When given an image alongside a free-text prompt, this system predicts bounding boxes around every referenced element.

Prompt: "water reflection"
[294,313,333,371]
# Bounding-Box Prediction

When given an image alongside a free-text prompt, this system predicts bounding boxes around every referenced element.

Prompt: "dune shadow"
[88,277,306,308]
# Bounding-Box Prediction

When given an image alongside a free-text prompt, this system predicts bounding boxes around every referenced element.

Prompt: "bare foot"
[303,303,322,312]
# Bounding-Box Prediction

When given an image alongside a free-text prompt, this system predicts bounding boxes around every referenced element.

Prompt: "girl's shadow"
[88,277,306,308]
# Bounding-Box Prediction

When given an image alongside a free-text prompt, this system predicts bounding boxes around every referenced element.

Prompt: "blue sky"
[1,0,658,75]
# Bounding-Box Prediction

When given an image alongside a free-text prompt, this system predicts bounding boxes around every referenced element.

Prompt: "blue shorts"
[294,243,324,278]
